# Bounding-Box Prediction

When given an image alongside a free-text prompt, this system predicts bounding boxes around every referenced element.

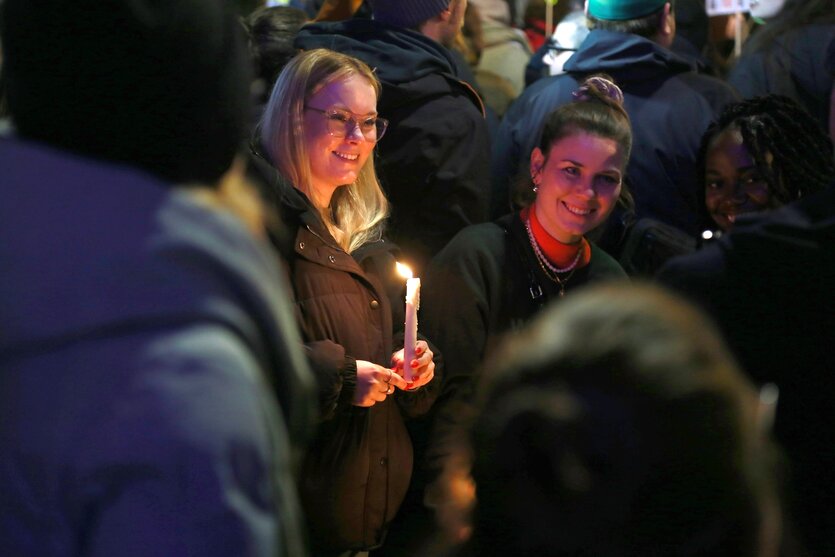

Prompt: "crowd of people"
[1,0,833,556]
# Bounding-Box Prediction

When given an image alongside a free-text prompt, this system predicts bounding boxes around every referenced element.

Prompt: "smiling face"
[530,131,625,244]
[704,127,773,231]
[303,74,378,208]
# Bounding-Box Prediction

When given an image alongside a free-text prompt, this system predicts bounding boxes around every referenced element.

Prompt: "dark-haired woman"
[410,76,631,553]
[699,94,835,233]
[422,74,629,383]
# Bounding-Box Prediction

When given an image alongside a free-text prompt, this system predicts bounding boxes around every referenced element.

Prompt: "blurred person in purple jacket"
[0,1,315,555]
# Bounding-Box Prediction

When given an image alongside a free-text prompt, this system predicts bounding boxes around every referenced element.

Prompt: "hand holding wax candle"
[396,262,421,383]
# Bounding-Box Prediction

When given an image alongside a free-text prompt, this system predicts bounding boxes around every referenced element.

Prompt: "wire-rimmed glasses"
[305,106,389,142]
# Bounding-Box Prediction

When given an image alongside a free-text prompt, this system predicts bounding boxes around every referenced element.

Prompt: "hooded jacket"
[493,29,739,236]
[295,19,491,273]
[256,157,441,552]
[657,185,835,555]
[0,137,314,557]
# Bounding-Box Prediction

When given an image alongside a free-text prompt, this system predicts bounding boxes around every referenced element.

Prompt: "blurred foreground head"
[470,283,780,557]
[0,0,252,185]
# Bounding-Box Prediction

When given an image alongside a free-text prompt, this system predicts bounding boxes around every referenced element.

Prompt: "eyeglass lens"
[325,109,387,141]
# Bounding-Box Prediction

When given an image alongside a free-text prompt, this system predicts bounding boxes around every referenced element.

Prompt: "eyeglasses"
[305,106,389,142]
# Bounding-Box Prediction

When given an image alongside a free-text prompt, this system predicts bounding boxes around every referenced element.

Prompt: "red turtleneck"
[522,206,592,269]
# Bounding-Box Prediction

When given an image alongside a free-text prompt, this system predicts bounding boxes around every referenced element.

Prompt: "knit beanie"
[0,0,252,186]
[371,0,451,28]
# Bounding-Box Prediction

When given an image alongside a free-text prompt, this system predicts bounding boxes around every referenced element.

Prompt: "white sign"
[706,0,750,15]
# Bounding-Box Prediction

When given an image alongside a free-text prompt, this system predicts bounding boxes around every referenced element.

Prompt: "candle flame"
[396,261,413,280]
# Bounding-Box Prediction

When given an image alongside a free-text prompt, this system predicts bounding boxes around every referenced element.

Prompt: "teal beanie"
[587,0,667,20]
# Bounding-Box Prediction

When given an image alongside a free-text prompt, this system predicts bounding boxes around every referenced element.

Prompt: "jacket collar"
[295,18,460,85]
[250,149,401,270]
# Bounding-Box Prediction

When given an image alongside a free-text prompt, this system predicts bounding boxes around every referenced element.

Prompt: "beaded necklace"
[524,217,583,297]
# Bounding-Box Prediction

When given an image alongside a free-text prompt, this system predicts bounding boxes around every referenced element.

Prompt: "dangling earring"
[532,174,540,194]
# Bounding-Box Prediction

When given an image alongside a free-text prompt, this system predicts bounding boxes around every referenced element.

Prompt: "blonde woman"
[257,48,437,555]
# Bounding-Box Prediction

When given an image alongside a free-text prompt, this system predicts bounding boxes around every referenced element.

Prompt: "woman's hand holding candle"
[391,341,435,390]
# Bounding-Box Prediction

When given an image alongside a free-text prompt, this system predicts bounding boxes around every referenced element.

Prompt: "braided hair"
[697,95,835,227]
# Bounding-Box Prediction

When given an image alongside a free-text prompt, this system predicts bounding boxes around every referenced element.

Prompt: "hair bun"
[572,76,625,106]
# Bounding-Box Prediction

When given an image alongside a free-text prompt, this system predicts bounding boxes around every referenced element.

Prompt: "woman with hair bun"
[411,75,632,551]
[422,73,630,382]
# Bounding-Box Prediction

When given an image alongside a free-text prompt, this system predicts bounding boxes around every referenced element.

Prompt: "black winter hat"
[0,0,252,185]
[370,0,451,28]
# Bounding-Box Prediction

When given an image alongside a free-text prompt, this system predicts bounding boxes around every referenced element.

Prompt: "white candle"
[396,262,421,382]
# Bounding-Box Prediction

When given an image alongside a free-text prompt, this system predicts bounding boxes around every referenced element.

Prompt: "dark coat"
[525,31,713,88]
[657,185,835,556]
[423,212,627,411]
[728,23,835,134]
[493,30,739,235]
[295,19,492,273]
[269,170,439,552]
[378,213,628,556]
[0,137,314,557]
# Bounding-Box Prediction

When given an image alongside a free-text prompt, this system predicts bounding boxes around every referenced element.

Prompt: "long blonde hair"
[260,48,389,253]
